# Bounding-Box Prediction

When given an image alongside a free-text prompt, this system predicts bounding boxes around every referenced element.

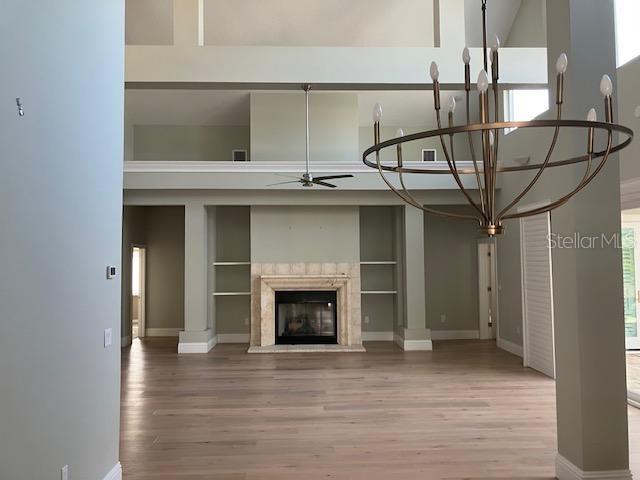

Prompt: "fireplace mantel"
[249,263,364,352]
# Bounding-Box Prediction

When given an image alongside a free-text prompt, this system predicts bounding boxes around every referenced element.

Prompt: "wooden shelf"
[213,262,251,266]
[360,261,397,265]
[361,291,398,295]
[213,292,251,296]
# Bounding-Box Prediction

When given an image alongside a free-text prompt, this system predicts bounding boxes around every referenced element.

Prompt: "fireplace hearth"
[275,291,337,344]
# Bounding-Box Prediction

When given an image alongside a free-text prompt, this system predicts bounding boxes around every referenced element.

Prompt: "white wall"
[203,0,434,47]
[0,1,124,479]
[251,92,359,163]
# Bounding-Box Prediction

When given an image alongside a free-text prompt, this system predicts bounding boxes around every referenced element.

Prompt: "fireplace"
[275,290,338,344]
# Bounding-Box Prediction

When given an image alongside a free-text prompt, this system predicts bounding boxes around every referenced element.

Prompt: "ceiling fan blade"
[313,174,354,181]
[274,173,305,180]
[266,180,302,187]
[313,180,338,188]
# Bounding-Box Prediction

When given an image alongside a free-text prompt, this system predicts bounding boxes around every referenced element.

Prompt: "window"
[615,0,640,67]
[503,89,549,134]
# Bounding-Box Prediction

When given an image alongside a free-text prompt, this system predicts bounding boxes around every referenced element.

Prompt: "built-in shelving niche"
[359,206,402,335]
[210,206,251,337]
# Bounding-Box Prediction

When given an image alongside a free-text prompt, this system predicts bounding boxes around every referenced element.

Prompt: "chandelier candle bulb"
[477,70,489,93]
[431,62,441,111]
[462,47,471,65]
[372,103,383,123]
[556,53,568,104]
[462,47,471,90]
[491,36,500,82]
[429,61,439,82]
[601,74,614,122]
[556,53,568,74]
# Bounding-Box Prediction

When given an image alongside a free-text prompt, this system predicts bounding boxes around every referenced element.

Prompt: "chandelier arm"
[503,131,613,220]
[376,148,479,221]
[436,113,488,220]
[491,91,500,223]
[466,90,486,212]
[497,106,563,221]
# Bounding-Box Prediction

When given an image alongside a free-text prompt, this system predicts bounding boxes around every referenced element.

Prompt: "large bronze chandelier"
[362,0,633,236]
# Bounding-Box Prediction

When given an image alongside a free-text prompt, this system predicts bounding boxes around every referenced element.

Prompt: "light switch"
[106,265,118,279]
[104,328,112,347]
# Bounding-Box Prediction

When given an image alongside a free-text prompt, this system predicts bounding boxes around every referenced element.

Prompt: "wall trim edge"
[556,454,632,480]
[431,330,480,340]
[497,337,524,358]
[146,328,181,337]
[178,336,217,354]
[362,331,394,341]
[103,462,122,480]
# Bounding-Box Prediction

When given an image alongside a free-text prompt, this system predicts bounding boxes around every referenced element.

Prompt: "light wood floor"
[121,338,640,479]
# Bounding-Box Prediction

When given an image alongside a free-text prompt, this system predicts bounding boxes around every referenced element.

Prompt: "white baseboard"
[628,390,640,409]
[216,333,250,343]
[103,462,122,480]
[146,328,181,337]
[556,454,632,480]
[497,337,524,358]
[393,333,433,351]
[120,335,131,348]
[431,330,480,340]
[178,335,217,354]
[362,331,394,341]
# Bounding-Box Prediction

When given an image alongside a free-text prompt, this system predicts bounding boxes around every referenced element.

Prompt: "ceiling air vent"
[232,149,248,162]
[422,149,437,162]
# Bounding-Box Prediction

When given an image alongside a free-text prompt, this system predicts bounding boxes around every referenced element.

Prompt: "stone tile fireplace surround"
[248,262,365,353]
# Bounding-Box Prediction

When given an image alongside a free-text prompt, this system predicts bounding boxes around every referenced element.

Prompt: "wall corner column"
[179,201,215,353]
[396,205,431,351]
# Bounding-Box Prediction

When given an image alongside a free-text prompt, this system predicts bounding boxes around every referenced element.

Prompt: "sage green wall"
[122,206,147,343]
[251,93,359,162]
[618,56,640,181]
[250,206,360,262]
[424,206,480,331]
[133,125,250,161]
[0,1,123,478]
[505,0,546,48]
[145,207,186,329]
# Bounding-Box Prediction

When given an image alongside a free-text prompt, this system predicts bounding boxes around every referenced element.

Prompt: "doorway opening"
[621,209,640,403]
[131,246,146,340]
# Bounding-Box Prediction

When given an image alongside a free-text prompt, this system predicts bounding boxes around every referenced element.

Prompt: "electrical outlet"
[516,327,521,334]
[61,465,68,480]
[244,317,249,326]
[104,328,112,347]
[440,314,446,324]
[364,315,370,324]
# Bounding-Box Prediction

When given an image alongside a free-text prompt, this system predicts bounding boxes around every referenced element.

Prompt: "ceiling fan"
[268,85,353,188]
